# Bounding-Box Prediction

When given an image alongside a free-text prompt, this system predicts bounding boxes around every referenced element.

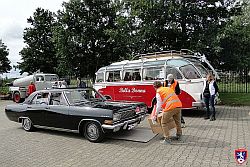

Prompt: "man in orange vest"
[153,81,182,144]
[164,74,186,128]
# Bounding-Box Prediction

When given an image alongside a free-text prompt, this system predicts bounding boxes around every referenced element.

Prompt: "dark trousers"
[204,95,216,118]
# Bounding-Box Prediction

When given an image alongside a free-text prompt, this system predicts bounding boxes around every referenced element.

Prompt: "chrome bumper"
[192,101,205,107]
[102,114,146,132]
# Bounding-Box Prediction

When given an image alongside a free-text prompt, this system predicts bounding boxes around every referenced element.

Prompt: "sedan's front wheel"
[22,118,34,131]
[84,121,104,143]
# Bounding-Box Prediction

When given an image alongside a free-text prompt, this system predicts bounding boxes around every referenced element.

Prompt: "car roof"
[37,87,94,93]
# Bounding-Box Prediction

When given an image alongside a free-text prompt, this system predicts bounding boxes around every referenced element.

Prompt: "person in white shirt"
[203,74,219,121]
[58,81,66,88]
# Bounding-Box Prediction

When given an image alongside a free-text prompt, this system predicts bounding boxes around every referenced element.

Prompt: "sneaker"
[204,117,209,120]
[181,123,186,128]
[160,138,171,145]
[175,134,182,141]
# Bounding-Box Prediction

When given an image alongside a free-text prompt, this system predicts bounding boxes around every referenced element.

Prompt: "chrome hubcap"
[23,118,31,130]
[87,124,99,140]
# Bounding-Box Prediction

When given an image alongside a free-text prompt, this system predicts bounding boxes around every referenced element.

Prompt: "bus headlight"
[113,113,121,122]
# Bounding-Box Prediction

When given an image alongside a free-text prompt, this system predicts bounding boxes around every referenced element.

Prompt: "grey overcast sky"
[0,0,67,78]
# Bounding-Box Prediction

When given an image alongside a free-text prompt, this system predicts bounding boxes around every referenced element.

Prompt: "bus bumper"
[192,101,205,110]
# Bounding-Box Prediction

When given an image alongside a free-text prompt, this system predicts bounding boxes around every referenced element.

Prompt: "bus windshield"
[179,64,201,79]
[193,63,208,78]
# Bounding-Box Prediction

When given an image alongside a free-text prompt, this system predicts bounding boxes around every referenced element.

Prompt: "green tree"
[54,0,119,79]
[118,0,242,60]
[216,2,250,71]
[19,8,57,74]
[0,40,11,74]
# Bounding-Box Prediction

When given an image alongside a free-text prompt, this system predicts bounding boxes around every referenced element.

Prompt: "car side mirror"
[104,96,112,100]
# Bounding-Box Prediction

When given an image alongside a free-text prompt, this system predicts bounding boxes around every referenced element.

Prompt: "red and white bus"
[94,50,219,111]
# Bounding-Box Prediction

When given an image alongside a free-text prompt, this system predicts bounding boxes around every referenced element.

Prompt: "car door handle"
[27,106,32,108]
[45,107,50,109]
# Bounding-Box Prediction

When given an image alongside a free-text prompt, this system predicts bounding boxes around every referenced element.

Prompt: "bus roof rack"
[132,49,198,60]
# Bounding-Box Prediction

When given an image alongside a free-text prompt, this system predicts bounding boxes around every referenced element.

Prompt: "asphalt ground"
[0,100,249,167]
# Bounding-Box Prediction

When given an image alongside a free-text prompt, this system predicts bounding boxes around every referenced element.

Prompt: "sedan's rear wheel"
[13,92,21,103]
[84,121,104,143]
[22,118,34,131]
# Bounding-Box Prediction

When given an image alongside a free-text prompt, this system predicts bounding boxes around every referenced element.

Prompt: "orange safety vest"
[170,80,178,91]
[157,87,182,112]
[164,80,177,90]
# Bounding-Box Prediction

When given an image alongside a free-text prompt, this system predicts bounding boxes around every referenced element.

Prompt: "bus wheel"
[13,92,21,103]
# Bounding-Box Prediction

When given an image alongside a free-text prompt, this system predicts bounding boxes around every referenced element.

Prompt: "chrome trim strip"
[33,125,78,133]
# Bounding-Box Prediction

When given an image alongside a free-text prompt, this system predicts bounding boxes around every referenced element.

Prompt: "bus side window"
[113,71,121,82]
[96,72,104,82]
[107,71,121,82]
[132,72,141,81]
[143,67,162,80]
[124,72,132,81]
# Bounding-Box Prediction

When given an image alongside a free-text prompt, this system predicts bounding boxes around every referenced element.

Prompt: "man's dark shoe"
[210,117,215,121]
[160,138,171,145]
[204,117,209,120]
[175,134,182,141]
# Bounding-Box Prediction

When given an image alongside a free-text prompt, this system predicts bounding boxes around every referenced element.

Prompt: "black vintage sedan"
[5,87,147,142]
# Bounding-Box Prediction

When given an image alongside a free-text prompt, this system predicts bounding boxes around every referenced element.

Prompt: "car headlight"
[136,106,147,113]
[113,113,121,122]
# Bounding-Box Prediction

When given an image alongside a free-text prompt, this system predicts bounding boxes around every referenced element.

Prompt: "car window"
[36,76,44,82]
[59,94,68,105]
[31,92,49,105]
[49,92,62,105]
[64,89,105,105]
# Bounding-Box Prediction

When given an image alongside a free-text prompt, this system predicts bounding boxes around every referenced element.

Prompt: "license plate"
[127,122,138,130]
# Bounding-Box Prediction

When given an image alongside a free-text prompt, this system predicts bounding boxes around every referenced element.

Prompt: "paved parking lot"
[0,100,249,167]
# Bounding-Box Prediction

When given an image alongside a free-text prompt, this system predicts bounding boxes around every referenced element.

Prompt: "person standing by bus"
[153,81,182,145]
[164,74,186,128]
[27,81,36,96]
[203,74,218,121]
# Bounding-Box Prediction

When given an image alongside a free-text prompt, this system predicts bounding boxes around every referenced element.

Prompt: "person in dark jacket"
[164,74,186,128]
[203,74,219,121]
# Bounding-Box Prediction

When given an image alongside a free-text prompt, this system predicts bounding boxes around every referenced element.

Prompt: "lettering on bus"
[119,87,146,93]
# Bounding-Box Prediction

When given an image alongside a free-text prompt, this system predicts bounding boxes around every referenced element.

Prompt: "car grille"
[120,110,135,120]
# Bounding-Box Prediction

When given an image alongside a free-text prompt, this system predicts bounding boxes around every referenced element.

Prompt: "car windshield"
[64,89,105,105]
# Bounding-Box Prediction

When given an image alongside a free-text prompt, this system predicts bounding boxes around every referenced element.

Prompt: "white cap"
[167,74,174,80]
